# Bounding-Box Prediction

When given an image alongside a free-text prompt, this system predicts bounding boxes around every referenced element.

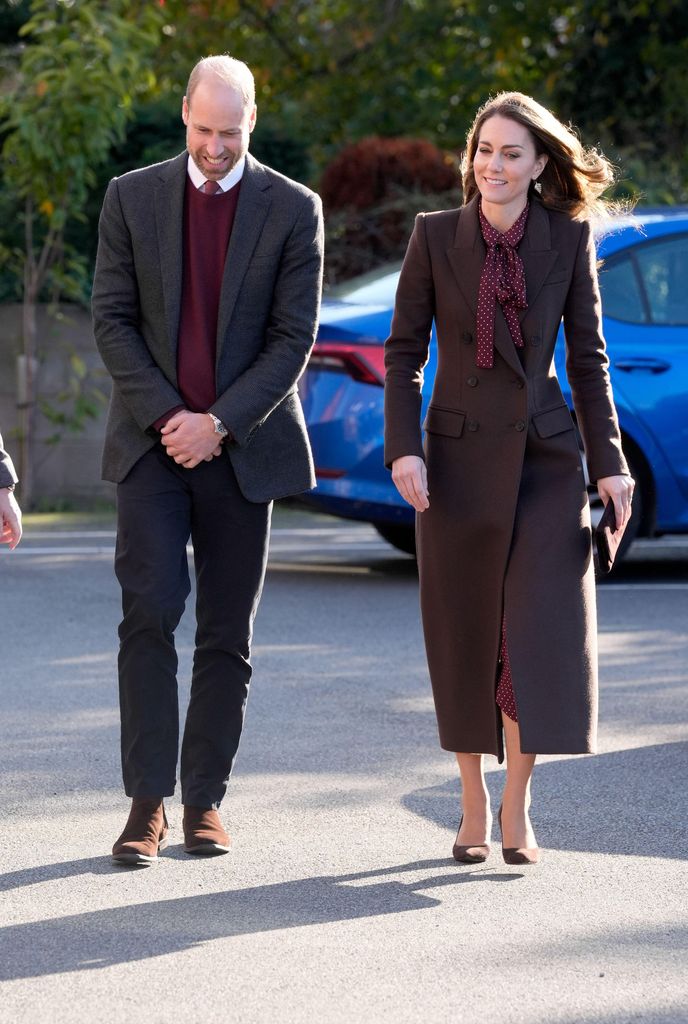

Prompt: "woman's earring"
[533,178,542,194]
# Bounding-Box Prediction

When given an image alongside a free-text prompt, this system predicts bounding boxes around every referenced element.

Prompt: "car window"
[599,256,647,323]
[326,265,402,306]
[634,234,688,325]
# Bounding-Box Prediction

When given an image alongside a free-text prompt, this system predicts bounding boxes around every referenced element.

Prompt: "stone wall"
[0,303,115,507]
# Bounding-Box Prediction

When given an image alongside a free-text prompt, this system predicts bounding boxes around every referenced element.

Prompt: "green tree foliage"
[2,0,161,294]
[0,0,162,504]
[151,0,687,202]
[153,0,562,161]
[548,0,688,202]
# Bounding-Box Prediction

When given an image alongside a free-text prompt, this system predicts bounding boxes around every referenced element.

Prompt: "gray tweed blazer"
[92,151,324,502]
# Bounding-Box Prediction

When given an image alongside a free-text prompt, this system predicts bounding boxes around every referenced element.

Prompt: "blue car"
[300,209,688,558]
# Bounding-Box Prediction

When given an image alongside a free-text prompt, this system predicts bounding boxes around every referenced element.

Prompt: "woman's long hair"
[461,92,619,221]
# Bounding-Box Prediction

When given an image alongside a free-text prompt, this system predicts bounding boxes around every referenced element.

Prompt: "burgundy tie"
[202,180,221,195]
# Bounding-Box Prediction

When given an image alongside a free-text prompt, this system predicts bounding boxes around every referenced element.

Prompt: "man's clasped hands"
[160,410,224,470]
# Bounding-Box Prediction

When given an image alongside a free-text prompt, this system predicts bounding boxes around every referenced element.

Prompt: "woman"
[384,92,634,865]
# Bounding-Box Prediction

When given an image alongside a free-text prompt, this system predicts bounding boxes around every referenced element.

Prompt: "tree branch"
[237,0,405,81]
[236,0,307,70]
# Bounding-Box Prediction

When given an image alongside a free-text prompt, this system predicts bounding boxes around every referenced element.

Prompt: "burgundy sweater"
[153,176,241,429]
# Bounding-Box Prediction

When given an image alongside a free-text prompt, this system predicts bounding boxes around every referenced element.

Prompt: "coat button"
[530,334,541,346]
[467,420,479,432]
[515,420,526,432]
[462,330,473,344]
[514,379,525,389]
[467,376,478,387]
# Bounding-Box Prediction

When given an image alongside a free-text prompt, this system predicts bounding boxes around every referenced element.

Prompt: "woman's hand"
[392,455,430,512]
[597,474,635,531]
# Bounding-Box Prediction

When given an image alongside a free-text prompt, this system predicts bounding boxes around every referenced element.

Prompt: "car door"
[597,231,688,501]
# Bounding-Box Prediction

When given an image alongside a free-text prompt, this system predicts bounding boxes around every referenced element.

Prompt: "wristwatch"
[207,413,229,439]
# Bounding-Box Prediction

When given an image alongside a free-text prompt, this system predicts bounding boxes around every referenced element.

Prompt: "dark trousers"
[114,445,271,809]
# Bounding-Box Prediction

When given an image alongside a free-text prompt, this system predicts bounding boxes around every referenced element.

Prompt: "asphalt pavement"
[1,508,687,1024]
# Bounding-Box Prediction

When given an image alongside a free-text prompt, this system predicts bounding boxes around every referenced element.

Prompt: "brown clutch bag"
[593,499,626,576]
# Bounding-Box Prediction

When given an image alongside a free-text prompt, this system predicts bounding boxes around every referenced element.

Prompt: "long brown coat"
[384,196,628,759]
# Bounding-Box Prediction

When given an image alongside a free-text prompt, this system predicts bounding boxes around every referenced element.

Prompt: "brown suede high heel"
[452,815,491,864]
[497,806,540,865]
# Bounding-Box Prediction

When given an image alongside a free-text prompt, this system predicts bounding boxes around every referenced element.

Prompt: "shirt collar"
[186,154,246,193]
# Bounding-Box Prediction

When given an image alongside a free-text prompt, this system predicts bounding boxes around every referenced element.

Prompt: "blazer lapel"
[154,152,187,383]
[446,195,484,317]
[518,200,559,322]
[446,196,524,377]
[447,197,559,376]
[216,154,271,359]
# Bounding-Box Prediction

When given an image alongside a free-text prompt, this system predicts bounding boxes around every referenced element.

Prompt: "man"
[92,55,323,866]
[0,432,22,550]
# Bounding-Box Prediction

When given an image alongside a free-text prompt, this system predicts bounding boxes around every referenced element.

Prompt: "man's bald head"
[186,55,255,111]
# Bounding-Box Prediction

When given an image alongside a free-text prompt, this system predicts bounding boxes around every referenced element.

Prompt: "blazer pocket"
[532,405,575,438]
[423,405,466,438]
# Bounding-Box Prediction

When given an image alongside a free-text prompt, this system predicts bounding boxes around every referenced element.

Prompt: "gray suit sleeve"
[0,431,18,488]
[209,192,324,447]
[92,179,183,432]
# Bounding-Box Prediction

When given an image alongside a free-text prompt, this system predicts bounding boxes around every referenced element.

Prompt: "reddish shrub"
[321,136,460,211]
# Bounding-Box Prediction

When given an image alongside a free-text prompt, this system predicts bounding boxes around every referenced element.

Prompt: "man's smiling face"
[182,76,256,181]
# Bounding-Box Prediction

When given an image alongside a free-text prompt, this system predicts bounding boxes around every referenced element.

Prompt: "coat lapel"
[446,195,484,317]
[216,154,271,359]
[154,152,187,383]
[447,196,523,376]
[446,196,559,376]
[518,199,559,322]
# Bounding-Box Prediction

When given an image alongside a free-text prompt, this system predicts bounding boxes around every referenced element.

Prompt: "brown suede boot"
[183,806,231,856]
[112,798,169,866]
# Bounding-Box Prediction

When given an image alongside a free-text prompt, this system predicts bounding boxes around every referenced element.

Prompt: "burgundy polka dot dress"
[477,200,530,724]
[496,617,518,722]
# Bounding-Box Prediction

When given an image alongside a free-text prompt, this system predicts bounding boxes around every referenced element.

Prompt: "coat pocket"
[544,270,570,286]
[532,405,575,438]
[423,405,466,437]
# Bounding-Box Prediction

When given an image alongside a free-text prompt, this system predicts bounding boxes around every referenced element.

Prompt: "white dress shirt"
[186,155,246,193]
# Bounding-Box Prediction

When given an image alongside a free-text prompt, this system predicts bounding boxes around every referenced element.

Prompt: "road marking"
[0,546,114,556]
[268,562,373,575]
[4,547,687,587]
[3,543,387,556]
[599,583,688,591]
[19,526,375,540]
[19,531,117,539]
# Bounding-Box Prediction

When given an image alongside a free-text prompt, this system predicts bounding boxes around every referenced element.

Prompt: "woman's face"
[473,114,547,211]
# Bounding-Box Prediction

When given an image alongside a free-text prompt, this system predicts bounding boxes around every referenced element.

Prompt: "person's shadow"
[403,741,688,861]
[2,741,684,981]
[0,858,518,981]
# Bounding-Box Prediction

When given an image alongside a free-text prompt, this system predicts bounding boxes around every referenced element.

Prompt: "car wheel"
[374,522,416,556]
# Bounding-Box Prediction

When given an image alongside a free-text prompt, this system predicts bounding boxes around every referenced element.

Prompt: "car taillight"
[308,342,386,386]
